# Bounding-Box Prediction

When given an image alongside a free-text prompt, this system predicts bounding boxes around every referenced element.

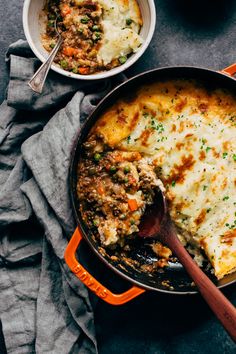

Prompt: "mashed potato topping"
[79,79,236,279]
[97,0,143,65]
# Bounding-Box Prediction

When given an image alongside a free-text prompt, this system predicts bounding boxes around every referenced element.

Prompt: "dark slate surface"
[0,0,236,353]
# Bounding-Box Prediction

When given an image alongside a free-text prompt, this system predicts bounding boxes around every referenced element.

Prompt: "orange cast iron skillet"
[65,63,236,305]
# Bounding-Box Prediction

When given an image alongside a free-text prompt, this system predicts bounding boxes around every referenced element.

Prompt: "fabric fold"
[0,40,126,353]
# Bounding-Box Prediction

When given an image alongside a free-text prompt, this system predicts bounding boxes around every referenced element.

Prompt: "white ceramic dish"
[23,0,156,80]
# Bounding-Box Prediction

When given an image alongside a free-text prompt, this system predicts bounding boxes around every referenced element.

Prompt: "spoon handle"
[162,215,236,342]
[28,35,63,94]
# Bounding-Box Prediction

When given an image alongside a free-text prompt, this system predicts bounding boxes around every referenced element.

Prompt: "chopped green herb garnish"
[225,222,236,229]
[222,152,228,159]
[205,147,211,153]
[223,196,229,201]
[207,208,212,213]
[150,120,165,133]
[126,18,133,25]
[233,154,236,161]
[127,136,131,143]
[203,185,208,191]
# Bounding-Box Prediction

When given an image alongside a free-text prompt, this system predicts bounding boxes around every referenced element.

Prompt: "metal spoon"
[28,17,63,94]
[138,189,236,342]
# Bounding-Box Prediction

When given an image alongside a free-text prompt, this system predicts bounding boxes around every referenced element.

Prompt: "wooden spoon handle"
[162,217,236,342]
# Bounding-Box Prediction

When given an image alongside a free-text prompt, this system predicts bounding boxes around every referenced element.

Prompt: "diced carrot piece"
[128,199,138,211]
[78,67,90,75]
[113,153,124,162]
[113,151,141,162]
[127,152,142,162]
[97,184,105,195]
[62,47,78,57]
[61,4,71,17]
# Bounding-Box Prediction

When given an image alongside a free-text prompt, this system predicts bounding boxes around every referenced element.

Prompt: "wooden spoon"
[138,189,236,342]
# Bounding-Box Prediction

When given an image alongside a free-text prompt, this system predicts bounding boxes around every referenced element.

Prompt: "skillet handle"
[221,63,236,76]
[64,227,145,305]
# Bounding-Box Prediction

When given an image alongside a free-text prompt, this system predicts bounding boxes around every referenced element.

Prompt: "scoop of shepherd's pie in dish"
[78,148,164,246]
[77,79,236,280]
[42,0,143,75]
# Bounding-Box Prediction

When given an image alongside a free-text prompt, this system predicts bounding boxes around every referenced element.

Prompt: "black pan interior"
[70,66,236,294]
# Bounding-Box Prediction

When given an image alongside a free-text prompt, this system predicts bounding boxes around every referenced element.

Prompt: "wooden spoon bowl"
[138,189,236,342]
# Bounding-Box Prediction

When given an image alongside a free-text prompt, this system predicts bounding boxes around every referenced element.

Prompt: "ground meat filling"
[77,136,163,246]
[43,0,106,74]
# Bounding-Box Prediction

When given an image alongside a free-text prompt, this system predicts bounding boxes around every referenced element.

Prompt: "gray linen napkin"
[0,39,126,354]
